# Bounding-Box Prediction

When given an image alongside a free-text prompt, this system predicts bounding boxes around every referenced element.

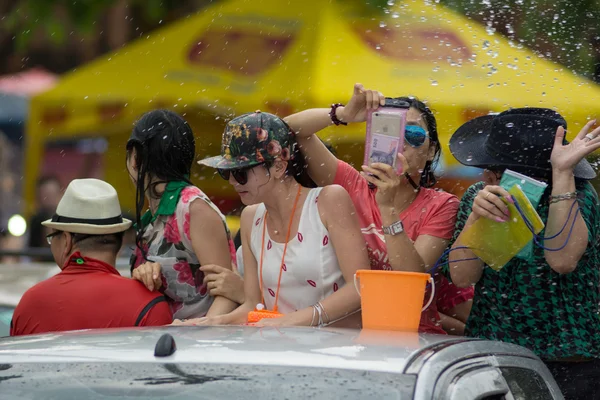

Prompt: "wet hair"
[72,233,125,255]
[394,96,440,188]
[126,109,195,262]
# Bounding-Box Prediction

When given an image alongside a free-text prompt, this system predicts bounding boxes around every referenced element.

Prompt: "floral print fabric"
[131,186,236,319]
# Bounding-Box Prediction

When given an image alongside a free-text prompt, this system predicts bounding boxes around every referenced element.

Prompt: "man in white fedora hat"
[11,179,173,336]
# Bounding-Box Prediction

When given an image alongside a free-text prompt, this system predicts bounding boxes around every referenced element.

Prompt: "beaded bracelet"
[549,191,577,204]
[329,103,348,126]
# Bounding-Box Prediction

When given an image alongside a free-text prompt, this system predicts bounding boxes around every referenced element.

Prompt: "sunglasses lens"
[405,126,428,147]
[231,169,249,185]
[217,169,230,181]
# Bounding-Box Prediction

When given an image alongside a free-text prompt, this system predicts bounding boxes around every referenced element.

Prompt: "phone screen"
[367,111,404,168]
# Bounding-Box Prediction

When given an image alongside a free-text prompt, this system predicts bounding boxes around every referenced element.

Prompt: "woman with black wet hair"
[126,109,240,320]
[283,84,474,335]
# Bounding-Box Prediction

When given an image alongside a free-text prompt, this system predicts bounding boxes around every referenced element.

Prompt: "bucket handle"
[353,273,361,296]
[353,274,436,312]
[423,276,435,311]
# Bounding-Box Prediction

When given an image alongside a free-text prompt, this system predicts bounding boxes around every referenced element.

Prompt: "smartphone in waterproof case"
[364,98,410,174]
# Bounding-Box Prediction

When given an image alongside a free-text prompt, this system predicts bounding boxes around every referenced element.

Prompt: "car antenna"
[154,333,177,357]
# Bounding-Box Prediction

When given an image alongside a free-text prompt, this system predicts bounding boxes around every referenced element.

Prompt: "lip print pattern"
[255,218,262,226]
[282,263,287,271]
[333,282,339,292]
[267,240,272,250]
[268,288,276,297]
[323,236,329,246]
[298,232,304,242]
[307,280,316,287]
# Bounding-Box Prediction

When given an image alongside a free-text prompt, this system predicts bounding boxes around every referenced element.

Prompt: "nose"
[228,173,239,186]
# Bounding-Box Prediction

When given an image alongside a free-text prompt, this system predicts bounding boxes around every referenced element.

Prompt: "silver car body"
[0,326,564,399]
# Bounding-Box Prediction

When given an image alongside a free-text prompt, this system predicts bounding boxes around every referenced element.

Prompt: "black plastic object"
[384,98,410,109]
[154,333,177,357]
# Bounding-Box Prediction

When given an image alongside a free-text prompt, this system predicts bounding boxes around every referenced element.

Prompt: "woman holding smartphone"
[283,84,473,334]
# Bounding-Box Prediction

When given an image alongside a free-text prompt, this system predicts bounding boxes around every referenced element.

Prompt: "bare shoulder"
[317,185,353,211]
[189,197,224,228]
[240,204,260,230]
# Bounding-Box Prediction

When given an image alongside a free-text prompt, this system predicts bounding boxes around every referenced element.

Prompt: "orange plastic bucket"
[354,270,434,331]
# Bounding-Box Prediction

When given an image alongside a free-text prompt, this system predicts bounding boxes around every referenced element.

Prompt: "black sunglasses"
[46,231,63,245]
[217,163,265,185]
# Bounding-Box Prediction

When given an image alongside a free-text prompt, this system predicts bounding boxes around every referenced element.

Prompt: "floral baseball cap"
[199,111,295,170]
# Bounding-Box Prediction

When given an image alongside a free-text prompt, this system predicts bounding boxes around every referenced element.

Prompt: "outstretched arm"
[284,84,385,186]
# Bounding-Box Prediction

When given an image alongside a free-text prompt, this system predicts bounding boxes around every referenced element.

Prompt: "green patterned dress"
[451,181,600,360]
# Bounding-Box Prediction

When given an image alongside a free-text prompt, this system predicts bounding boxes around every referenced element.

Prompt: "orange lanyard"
[258,184,303,312]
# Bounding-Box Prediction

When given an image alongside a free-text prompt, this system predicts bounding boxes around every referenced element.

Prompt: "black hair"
[394,96,440,188]
[37,175,61,189]
[72,232,125,255]
[126,109,195,262]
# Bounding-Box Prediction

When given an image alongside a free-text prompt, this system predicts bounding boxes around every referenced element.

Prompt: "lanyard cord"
[427,197,581,277]
[258,184,303,312]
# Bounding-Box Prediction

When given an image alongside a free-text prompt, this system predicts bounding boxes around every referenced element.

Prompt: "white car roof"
[0,326,533,375]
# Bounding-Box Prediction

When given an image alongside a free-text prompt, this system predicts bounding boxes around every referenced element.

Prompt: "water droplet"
[379,21,387,28]
[431,80,438,86]
[391,12,399,19]
[482,40,490,49]
[387,0,395,5]
[486,25,496,35]
[466,155,473,162]
[506,122,514,128]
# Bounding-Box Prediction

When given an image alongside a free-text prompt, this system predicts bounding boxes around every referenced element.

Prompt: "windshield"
[0,306,13,338]
[0,362,414,399]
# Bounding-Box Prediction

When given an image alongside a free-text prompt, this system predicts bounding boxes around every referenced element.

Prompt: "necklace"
[258,184,303,312]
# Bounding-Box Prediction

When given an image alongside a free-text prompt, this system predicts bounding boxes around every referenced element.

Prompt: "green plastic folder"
[461,184,545,271]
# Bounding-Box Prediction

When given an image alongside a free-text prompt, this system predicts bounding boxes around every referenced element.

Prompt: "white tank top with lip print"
[249,187,345,314]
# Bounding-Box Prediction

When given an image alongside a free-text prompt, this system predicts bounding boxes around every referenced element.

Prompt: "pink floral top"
[131,185,236,319]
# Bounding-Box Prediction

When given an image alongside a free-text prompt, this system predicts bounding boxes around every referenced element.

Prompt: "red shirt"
[334,160,473,334]
[11,253,172,336]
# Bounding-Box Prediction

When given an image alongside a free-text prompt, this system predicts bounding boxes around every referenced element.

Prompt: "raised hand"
[551,121,600,173]
[338,83,385,123]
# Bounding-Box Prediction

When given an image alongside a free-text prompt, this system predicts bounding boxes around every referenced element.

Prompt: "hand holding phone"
[364,98,410,174]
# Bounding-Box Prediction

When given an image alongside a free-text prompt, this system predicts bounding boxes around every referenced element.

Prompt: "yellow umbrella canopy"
[25,0,600,215]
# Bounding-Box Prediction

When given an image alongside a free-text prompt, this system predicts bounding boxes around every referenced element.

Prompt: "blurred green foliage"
[4,0,182,49]
[5,0,600,77]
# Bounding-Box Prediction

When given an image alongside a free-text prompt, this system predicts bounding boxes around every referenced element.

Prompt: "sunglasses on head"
[217,163,265,185]
[404,125,429,147]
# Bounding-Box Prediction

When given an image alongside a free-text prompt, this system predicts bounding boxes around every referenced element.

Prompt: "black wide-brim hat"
[450,107,596,180]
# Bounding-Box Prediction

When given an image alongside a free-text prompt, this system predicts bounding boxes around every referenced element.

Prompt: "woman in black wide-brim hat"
[448,108,600,399]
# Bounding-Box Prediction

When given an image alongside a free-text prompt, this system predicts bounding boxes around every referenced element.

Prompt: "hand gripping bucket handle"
[353,273,435,311]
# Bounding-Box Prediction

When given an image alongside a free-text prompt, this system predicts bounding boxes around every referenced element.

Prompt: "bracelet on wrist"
[329,103,347,126]
[549,191,577,204]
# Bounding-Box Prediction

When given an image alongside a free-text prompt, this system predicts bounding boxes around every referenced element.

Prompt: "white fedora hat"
[42,179,132,235]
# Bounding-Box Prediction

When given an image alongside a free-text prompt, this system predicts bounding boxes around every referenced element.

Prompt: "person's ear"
[273,160,288,180]
[483,169,501,185]
[62,232,74,260]
[127,148,138,172]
